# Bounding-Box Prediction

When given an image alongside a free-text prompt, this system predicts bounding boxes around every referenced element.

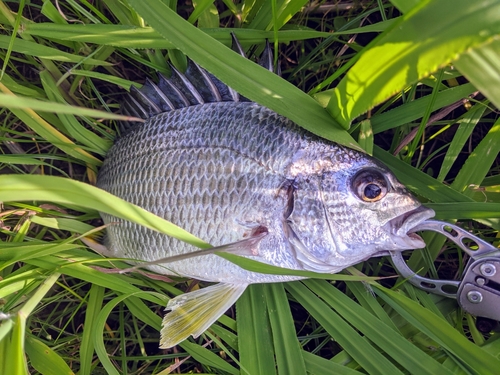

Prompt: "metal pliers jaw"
[390,220,500,326]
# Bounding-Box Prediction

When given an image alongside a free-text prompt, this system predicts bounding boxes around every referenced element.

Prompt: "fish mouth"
[387,206,435,249]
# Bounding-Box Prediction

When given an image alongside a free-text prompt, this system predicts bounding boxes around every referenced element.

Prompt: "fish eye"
[351,169,388,202]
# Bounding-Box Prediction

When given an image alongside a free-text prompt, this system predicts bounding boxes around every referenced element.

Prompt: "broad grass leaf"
[264,283,307,375]
[304,279,454,375]
[374,285,500,374]
[3,314,28,375]
[0,93,136,121]
[0,35,111,65]
[30,216,95,234]
[426,202,500,220]
[0,90,101,167]
[25,335,75,375]
[92,294,133,375]
[369,83,476,134]
[180,340,239,374]
[218,252,377,281]
[437,103,487,182]
[373,146,474,203]
[286,281,405,375]
[451,118,500,196]
[327,0,500,126]
[236,284,276,375]
[39,70,111,155]
[455,38,500,110]
[126,0,361,149]
[23,23,332,48]
[302,350,364,375]
[0,174,209,248]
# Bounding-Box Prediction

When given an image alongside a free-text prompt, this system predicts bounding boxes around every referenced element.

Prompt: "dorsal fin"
[120,35,279,134]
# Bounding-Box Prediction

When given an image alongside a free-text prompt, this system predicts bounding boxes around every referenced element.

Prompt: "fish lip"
[389,206,435,248]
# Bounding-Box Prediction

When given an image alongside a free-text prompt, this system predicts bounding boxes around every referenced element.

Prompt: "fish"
[96,38,435,348]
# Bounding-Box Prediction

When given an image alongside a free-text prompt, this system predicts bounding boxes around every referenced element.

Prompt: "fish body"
[97,44,434,348]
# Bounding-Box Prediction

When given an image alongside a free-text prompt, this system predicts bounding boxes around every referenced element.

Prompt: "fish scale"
[98,102,309,281]
[96,42,435,348]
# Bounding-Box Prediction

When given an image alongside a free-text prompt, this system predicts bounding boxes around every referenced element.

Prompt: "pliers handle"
[391,220,500,322]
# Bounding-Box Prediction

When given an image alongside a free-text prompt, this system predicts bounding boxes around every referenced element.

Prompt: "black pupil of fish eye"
[364,183,381,199]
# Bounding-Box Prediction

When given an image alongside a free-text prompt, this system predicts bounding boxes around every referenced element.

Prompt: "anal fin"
[160,283,247,348]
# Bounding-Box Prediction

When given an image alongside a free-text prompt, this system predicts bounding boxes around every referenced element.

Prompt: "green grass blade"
[286,281,405,375]
[236,284,276,375]
[374,285,500,375]
[373,146,474,203]
[180,340,239,374]
[369,83,476,134]
[327,0,500,126]
[3,314,28,375]
[0,35,112,65]
[92,294,130,375]
[301,351,365,375]
[0,91,101,167]
[304,279,454,375]
[0,174,209,248]
[0,92,136,121]
[39,70,111,155]
[126,0,360,149]
[23,23,331,49]
[426,202,500,220]
[437,103,487,182]
[79,284,104,375]
[219,252,378,281]
[25,335,75,375]
[455,38,500,110]
[264,283,307,375]
[451,118,500,195]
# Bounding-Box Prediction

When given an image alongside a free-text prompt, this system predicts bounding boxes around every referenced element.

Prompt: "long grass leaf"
[236,284,276,375]
[327,0,500,126]
[304,279,454,375]
[370,83,476,134]
[286,281,405,375]
[437,103,487,182]
[373,146,474,203]
[301,350,365,375]
[264,283,307,375]
[23,23,332,48]
[79,284,104,375]
[0,174,209,248]
[451,118,500,195]
[0,92,137,121]
[0,35,112,65]
[455,38,500,109]
[180,340,239,374]
[125,0,360,149]
[374,285,500,374]
[25,335,75,375]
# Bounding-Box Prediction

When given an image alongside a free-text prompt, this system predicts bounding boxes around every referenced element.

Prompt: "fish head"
[286,153,434,272]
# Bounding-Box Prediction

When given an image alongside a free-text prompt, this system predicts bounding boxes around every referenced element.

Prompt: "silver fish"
[96,41,434,348]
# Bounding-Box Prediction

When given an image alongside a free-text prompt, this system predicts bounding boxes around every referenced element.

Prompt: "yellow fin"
[160,283,247,348]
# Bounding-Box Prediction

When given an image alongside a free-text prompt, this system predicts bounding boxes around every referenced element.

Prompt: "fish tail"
[159,283,247,348]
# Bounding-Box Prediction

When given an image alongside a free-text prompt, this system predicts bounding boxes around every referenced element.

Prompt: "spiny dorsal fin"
[120,35,279,134]
[160,283,247,348]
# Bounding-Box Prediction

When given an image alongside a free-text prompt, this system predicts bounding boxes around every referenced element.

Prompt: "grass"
[1,0,500,374]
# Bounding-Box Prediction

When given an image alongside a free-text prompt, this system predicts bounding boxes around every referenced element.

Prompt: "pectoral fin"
[160,283,247,348]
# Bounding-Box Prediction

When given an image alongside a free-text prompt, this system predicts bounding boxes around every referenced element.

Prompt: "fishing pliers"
[391,220,500,331]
